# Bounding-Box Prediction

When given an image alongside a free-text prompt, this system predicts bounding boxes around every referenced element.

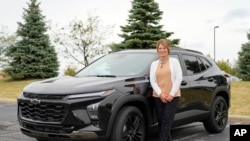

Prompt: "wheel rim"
[122,113,145,141]
[214,100,227,128]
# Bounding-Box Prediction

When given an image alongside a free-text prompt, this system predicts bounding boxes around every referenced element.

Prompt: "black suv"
[17,48,230,141]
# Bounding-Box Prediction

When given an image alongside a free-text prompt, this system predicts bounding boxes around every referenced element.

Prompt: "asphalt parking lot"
[1,101,250,141]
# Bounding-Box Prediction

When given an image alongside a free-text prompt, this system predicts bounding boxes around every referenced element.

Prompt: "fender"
[211,85,230,109]
[105,93,153,137]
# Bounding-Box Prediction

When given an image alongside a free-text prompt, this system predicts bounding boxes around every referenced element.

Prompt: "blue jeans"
[154,97,180,141]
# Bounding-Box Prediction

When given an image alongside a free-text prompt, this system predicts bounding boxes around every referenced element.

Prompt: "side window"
[182,55,201,75]
[198,58,206,72]
[170,54,180,62]
[200,57,212,69]
[170,54,185,76]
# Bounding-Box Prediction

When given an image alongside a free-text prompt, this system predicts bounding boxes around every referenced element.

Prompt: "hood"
[23,76,132,94]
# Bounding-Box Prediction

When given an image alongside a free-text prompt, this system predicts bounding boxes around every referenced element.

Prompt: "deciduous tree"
[53,13,113,67]
[216,59,231,73]
[0,26,16,69]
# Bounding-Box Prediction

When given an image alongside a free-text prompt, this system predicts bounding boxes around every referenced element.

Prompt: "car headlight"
[18,92,24,98]
[66,90,114,99]
[87,102,101,120]
[67,90,114,120]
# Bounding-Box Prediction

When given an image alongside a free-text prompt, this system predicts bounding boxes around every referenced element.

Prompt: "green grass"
[0,78,41,100]
[229,81,250,116]
[0,78,249,116]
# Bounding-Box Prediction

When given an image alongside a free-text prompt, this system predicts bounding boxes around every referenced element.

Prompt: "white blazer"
[150,57,183,97]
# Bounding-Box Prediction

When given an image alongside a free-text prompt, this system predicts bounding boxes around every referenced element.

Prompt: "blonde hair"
[156,39,171,55]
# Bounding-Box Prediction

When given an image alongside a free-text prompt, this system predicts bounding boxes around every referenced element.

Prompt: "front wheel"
[203,96,228,133]
[111,106,146,141]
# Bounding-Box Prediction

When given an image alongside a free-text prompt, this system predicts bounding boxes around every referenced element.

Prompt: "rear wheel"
[111,106,146,141]
[203,96,228,133]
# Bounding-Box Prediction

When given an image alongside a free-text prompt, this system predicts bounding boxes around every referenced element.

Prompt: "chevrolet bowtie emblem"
[30,99,41,105]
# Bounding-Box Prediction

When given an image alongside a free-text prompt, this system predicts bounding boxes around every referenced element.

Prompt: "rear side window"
[200,57,212,69]
[182,55,200,75]
[183,55,212,75]
[198,58,206,72]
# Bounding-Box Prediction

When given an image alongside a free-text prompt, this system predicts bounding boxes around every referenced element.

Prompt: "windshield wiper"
[86,75,117,77]
[96,75,116,77]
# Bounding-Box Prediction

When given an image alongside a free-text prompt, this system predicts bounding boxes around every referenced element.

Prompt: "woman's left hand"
[166,95,174,102]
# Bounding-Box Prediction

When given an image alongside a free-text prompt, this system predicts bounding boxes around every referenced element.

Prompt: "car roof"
[114,47,203,55]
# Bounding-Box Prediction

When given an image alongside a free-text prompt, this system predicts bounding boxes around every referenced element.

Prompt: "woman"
[150,39,182,141]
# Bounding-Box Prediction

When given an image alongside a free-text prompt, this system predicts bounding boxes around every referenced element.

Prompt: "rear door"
[174,53,214,124]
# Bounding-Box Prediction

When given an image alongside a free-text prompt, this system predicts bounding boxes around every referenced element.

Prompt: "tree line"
[0,0,249,80]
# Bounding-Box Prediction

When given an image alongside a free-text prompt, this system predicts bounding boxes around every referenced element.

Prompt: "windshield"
[76,52,156,77]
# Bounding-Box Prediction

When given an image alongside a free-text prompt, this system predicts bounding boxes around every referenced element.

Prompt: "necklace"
[160,59,169,68]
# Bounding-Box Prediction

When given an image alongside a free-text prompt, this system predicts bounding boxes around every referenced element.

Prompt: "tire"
[203,96,228,133]
[111,106,146,141]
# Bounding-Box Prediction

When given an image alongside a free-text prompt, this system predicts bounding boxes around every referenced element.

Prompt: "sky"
[1,0,250,72]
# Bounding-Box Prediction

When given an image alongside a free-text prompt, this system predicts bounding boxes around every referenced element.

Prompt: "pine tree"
[5,0,59,80]
[237,31,250,81]
[112,0,179,50]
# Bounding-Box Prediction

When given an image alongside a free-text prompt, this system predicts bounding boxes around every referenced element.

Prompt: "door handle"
[208,77,214,82]
[181,81,187,86]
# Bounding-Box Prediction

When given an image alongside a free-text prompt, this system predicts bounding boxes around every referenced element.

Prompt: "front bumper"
[19,123,106,140]
[17,96,110,140]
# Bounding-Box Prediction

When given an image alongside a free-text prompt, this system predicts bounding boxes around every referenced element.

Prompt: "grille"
[23,92,66,100]
[19,102,67,122]
[22,122,72,134]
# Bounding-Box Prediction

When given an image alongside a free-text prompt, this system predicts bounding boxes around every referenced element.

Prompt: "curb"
[228,115,250,124]
[0,98,17,104]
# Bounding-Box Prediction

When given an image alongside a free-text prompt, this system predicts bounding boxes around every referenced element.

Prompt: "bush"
[0,71,7,78]
[64,66,76,76]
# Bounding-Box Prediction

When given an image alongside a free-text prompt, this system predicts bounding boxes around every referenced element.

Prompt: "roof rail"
[171,47,203,55]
